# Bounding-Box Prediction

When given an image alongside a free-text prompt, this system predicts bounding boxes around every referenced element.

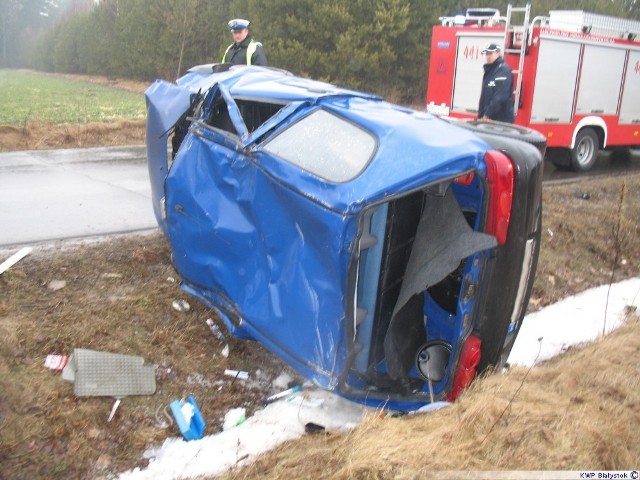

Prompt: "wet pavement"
[0,145,157,249]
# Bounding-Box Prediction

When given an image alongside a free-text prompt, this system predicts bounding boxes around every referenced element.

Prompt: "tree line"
[4,0,639,103]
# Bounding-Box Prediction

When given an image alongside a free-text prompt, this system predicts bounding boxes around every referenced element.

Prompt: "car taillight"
[446,335,482,401]
[485,150,514,245]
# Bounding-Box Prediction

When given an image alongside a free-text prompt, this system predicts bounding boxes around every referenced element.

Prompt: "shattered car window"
[262,109,376,182]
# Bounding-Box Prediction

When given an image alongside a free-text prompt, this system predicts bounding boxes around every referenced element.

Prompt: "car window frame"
[259,106,378,183]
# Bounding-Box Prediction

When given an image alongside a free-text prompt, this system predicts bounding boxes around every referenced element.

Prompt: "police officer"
[478,43,514,123]
[222,19,268,66]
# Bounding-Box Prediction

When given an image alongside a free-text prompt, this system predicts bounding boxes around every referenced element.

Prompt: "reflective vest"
[222,39,262,65]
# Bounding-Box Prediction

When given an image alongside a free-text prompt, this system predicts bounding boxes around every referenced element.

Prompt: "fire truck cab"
[426,4,640,171]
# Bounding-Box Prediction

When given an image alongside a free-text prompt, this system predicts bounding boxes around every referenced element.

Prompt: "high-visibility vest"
[222,39,262,65]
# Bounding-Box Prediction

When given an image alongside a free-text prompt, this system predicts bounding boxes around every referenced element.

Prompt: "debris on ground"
[43,354,69,371]
[206,318,226,342]
[223,407,246,430]
[170,395,206,440]
[47,279,67,291]
[171,299,191,313]
[265,385,302,405]
[0,246,32,274]
[61,348,156,397]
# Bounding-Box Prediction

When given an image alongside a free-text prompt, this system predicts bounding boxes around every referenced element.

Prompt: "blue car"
[146,65,545,411]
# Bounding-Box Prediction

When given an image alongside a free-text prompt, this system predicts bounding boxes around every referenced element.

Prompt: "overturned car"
[145,65,545,411]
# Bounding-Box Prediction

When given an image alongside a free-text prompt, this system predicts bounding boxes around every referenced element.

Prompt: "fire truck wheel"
[454,119,547,157]
[570,128,599,172]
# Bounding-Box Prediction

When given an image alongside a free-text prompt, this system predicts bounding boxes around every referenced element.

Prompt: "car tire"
[570,128,599,172]
[452,119,547,158]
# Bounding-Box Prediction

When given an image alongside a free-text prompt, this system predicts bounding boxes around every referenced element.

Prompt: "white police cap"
[228,19,250,30]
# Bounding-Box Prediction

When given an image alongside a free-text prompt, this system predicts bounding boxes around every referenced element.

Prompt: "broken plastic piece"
[169,395,206,440]
[172,299,191,312]
[0,247,32,275]
[223,407,246,430]
[44,354,69,371]
[47,280,67,291]
[206,318,226,342]
[108,398,122,422]
[224,369,249,380]
[265,385,302,405]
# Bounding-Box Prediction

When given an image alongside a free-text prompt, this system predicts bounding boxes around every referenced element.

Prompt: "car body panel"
[145,65,544,411]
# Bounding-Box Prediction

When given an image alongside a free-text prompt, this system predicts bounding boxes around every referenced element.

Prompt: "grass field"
[0,70,146,125]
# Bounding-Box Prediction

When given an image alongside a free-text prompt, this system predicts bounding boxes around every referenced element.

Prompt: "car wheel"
[570,128,599,172]
[453,119,547,157]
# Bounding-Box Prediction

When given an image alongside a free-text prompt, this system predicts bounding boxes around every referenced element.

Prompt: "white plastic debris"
[224,369,249,380]
[223,407,246,430]
[206,318,226,342]
[0,247,33,275]
[265,385,302,405]
[48,280,67,291]
[172,299,191,313]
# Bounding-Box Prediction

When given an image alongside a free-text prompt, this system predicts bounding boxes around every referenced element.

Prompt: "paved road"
[0,145,157,249]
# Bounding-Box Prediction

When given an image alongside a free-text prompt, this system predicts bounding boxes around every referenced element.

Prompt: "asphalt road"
[0,145,638,252]
[0,145,157,249]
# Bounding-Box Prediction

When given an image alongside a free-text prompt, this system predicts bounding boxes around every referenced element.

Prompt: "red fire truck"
[426,4,640,171]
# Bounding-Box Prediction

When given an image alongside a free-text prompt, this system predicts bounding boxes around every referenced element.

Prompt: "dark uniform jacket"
[222,35,268,66]
[478,57,514,123]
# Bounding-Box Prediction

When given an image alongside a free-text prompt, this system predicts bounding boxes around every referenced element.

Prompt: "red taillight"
[485,150,514,245]
[446,335,482,401]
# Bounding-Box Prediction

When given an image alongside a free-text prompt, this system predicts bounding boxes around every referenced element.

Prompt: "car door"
[163,85,357,386]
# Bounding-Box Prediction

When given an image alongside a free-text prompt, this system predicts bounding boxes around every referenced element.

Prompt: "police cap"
[228,19,250,31]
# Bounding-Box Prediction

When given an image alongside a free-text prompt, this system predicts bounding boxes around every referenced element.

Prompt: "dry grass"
[226,314,640,479]
[0,234,296,479]
[0,72,639,477]
[0,119,146,152]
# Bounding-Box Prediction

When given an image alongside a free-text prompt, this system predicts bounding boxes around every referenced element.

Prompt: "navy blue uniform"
[478,57,514,123]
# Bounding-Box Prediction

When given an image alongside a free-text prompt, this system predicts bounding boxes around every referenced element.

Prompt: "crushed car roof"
[147,65,491,214]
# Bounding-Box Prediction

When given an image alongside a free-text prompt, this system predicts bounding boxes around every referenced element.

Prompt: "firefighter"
[478,43,514,123]
[222,18,268,66]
